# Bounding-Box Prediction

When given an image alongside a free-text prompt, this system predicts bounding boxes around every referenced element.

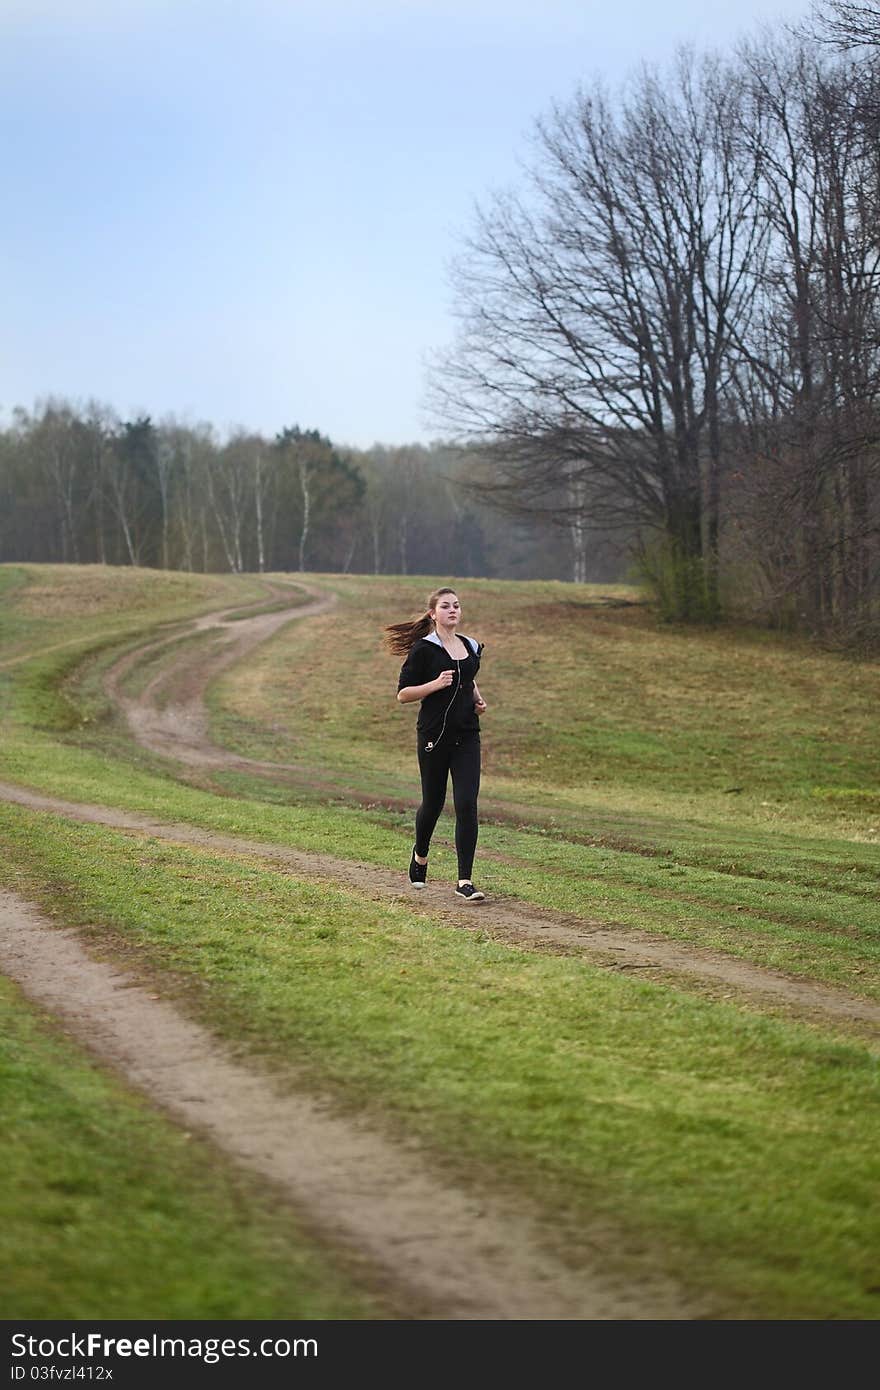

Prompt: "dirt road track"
[103,583,339,774]
[94,580,880,1031]
[1,579,875,1319]
[0,886,700,1319]
[2,779,877,1032]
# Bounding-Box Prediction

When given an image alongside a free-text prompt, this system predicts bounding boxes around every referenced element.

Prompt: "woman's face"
[432,593,461,628]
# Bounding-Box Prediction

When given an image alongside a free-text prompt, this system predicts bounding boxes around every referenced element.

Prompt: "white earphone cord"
[425,658,461,753]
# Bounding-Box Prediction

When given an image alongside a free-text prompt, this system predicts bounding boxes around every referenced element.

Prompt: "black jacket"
[397,633,483,741]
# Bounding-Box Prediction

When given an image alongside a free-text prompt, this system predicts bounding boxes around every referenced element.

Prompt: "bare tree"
[812,0,880,48]
[274,428,313,572]
[251,439,274,574]
[153,420,180,572]
[26,400,82,563]
[106,417,159,566]
[352,445,395,574]
[732,36,880,635]
[207,433,252,573]
[297,451,311,573]
[169,424,213,572]
[80,400,118,564]
[431,50,765,618]
[389,446,427,576]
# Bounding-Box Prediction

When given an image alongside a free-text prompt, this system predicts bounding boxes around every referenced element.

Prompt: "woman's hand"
[434,670,455,690]
[474,696,487,714]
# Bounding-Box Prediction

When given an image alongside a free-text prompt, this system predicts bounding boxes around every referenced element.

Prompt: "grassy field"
[1,562,879,1319]
[0,976,382,1320]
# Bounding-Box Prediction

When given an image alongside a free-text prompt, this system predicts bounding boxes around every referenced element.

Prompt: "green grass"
[2,561,880,1319]
[0,974,381,1319]
[0,567,877,996]
[207,573,880,823]
[5,706,878,998]
[5,626,877,997]
[0,803,878,1319]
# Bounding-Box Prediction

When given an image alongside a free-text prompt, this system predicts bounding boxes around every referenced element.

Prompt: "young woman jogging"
[385,587,487,900]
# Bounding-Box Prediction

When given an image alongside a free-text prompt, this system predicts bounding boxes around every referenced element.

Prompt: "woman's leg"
[450,734,481,881]
[415,742,451,859]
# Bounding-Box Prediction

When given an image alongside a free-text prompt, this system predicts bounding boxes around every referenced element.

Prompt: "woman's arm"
[473,680,487,714]
[397,672,453,704]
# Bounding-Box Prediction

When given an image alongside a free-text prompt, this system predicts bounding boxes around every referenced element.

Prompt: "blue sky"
[1,0,809,448]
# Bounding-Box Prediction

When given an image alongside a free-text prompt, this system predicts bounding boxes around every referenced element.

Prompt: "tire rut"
[1,579,876,1320]
[94,579,880,1032]
[0,886,699,1320]
[2,778,877,1033]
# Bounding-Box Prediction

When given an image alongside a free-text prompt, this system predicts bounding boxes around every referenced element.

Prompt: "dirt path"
[3,778,877,1032]
[103,582,339,774]
[0,886,698,1319]
[94,583,880,1031]
[1,580,877,1320]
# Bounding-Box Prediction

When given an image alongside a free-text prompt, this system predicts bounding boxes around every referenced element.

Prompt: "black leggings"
[414,731,481,880]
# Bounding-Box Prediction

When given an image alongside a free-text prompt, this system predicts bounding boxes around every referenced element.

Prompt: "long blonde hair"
[383,587,458,656]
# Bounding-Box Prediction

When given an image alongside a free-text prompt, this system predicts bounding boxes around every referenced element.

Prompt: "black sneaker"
[409,849,427,889]
[454,882,485,901]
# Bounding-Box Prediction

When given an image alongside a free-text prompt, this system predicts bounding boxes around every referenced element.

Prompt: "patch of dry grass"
[210,573,880,838]
[14,563,232,618]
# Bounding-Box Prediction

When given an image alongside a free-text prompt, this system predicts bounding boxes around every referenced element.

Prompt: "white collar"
[426,631,476,653]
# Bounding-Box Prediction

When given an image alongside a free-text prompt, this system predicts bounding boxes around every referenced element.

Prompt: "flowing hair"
[383,587,458,656]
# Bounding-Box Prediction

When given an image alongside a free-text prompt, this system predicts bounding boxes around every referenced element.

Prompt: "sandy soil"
[1,581,875,1318]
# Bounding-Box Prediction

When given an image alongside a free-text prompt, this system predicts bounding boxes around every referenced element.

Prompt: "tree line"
[0,402,627,585]
[430,2,880,646]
